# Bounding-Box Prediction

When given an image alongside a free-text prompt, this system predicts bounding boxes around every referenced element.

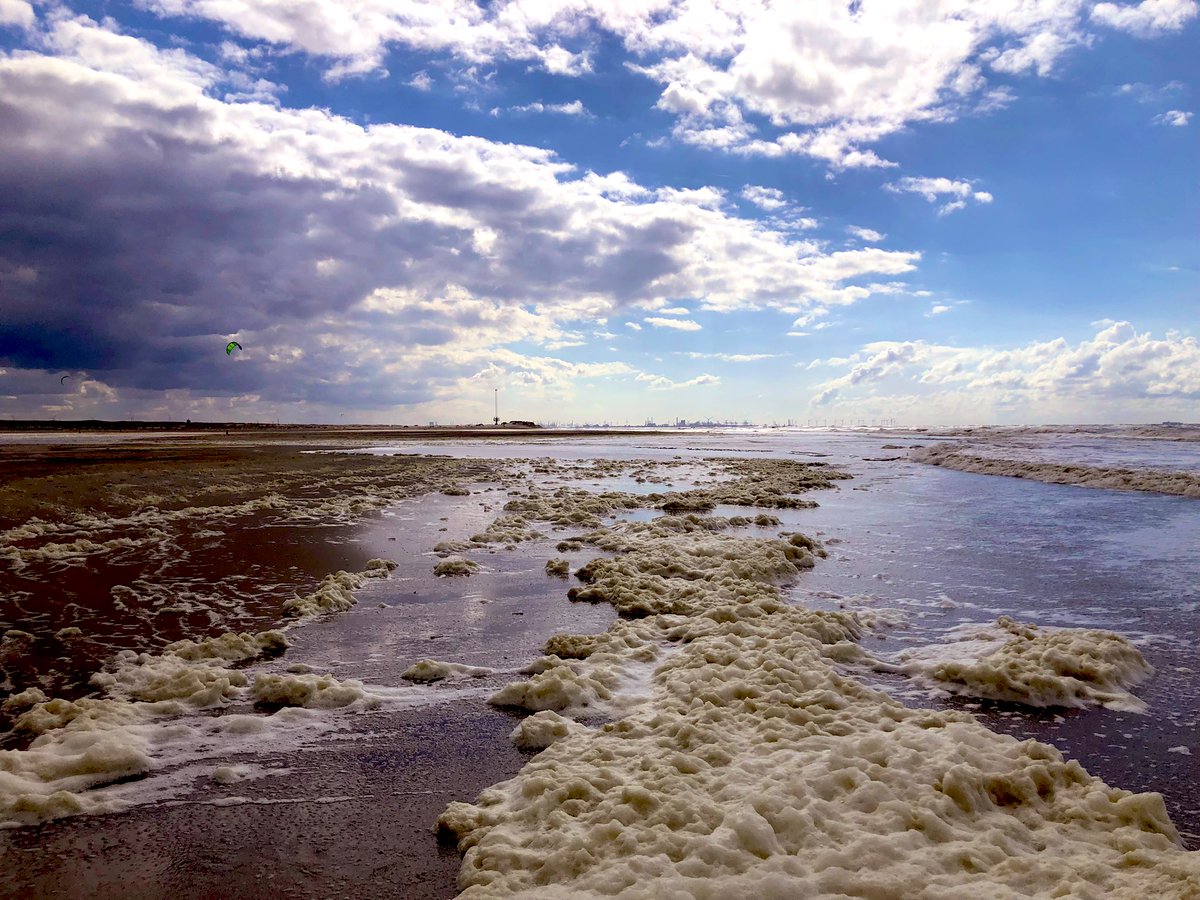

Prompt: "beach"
[1,427,1197,897]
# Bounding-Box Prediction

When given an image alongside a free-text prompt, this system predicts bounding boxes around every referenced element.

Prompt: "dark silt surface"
[0,700,524,900]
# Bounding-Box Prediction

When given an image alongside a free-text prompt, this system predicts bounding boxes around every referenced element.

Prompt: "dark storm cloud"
[0,68,471,376]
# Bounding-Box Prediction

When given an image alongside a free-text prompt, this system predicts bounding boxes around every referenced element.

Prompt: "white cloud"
[926,304,952,316]
[1153,109,1193,126]
[625,322,643,331]
[0,0,35,29]
[1092,0,1198,36]
[408,70,433,91]
[644,317,702,331]
[505,99,592,117]
[810,322,1200,415]
[847,226,884,242]
[740,185,787,210]
[635,372,720,390]
[1114,80,1184,103]
[885,176,994,215]
[679,352,780,362]
[132,1,1159,168]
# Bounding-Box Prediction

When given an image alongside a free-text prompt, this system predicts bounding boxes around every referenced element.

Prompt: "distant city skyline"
[0,1,1196,425]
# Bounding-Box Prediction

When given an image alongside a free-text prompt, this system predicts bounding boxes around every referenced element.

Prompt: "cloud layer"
[136,0,1197,166]
[809,322,1200,421]
[0,13,919,417]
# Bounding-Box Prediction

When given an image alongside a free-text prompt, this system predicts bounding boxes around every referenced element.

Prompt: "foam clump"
[87,629,290,706]
[544,558,570,577]
[435,557,480,577]
[469,515,544,546]
[904,616,1154,711]
[161,630,288,663]
[0,626,297,825]
[402,659,494,683]
[0,729,153,826]
[510,711,586,750]
[2,687,47,713]
[283,559,397,618]
[489,659,617,713]
[251,672,380,710]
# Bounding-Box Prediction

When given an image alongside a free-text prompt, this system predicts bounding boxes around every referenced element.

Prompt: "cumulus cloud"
[810,322,1200,415]
[0,15,923,416]
[0,0,34,28]
[1092,0,1198,36]
[128,1,1174,168]
[847,226,884,242]
[740,185,787,210]
[408,70,433,91]
[1152,109,1193,126]
[497,99,592,117]
[886,177,994,215]
[644,317,702,331]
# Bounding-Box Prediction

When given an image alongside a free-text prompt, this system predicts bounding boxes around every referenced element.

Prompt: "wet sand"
[0,699,525,899]
[0,438,504,709]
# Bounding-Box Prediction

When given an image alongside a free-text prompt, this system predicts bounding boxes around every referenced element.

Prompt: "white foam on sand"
[282,558,397,618]
[250,672,380,710]
[401,659,495,683]
[0,560,401,827]
[912,445,1200,498]
[434,557,481,577]
[509,711,587,750]
[890,616,1154,712]
[437,461,1198,898]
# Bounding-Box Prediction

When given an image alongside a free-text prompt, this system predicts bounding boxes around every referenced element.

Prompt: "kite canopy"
[60,375,70,385]
[226,341,242,355]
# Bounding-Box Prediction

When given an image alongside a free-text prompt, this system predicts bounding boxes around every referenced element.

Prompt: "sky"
[0,0,1196,426]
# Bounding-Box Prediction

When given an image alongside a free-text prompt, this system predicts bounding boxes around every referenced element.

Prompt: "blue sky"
[0,0,1196,425]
